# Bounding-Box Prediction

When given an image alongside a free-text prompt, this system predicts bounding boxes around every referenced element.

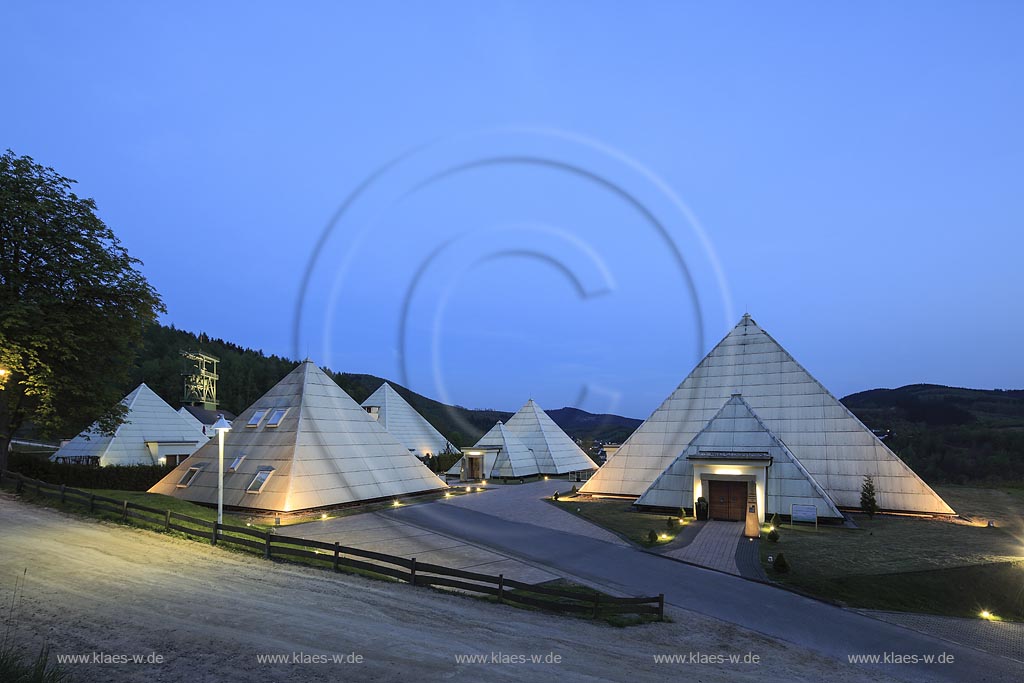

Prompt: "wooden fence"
[1,470,665,620]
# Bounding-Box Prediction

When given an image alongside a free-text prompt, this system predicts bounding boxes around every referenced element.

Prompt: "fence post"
[333,542,340,572]
[211,521,218,546]
[121,500,129,522]
[592,593,601,619]
[658,594,665,621]
[410,558,417,586]
[264,531,272,560]
[60,484,66,504]
[89,493,94,512]
[164,509,171,530]
[498,574,504,603]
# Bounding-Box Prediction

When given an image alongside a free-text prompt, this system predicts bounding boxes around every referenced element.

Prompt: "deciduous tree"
[0,150,163,470]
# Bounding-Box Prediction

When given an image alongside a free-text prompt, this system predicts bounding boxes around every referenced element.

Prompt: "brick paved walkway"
[859,610,1024,663]
[664,520,744,574]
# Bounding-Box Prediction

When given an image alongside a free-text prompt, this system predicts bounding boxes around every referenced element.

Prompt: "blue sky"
[3,1,1022,418]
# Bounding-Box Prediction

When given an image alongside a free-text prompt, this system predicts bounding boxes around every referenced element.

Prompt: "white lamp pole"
[211,415,232,526]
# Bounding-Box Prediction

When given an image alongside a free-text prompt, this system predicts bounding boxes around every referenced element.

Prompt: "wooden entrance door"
[466,455,484,480]
[708,480,747,521]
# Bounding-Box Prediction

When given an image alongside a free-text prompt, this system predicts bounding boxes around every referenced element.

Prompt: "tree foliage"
[0,150,163,469]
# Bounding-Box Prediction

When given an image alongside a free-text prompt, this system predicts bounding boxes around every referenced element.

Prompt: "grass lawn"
[550,495,691,546]
[1,479,271,530]
[936,484,1024,540]
[761,485,1024,620]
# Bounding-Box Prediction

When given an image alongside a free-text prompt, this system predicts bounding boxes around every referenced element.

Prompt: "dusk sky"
[4,2,1021,418]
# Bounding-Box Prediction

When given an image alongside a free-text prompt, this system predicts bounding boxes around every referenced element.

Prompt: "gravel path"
[0,492,900,683]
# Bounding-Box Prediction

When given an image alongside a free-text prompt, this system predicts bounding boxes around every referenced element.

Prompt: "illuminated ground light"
[980,610,996,620]
[481,480,488,486]
[544,476,550,480]
[321,513,328,520]
[465,486,471,493]
[659,533,669,540]
[444,492,452,498]
[392,500,401,507]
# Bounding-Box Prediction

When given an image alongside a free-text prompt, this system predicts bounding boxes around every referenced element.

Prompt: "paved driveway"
[389,502,1022,683]
[440,480,627,546]
[294,510,559,585]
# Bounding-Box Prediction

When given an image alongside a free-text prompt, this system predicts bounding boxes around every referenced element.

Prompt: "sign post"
[790,504,818,529]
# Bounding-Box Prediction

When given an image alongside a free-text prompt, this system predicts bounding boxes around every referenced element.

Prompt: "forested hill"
[128,323,640,447]
[840,384,1024,484]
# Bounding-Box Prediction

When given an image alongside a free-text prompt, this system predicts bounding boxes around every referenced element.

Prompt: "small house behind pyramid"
[636,394,843,521]
[51,384,208,467]
[447,421,540,480]
[149,361,447,511]
[361,383,458,458]
[503,399,597,475]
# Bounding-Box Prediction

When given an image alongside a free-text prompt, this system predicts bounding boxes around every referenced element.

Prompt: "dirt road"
[0,493,897,683]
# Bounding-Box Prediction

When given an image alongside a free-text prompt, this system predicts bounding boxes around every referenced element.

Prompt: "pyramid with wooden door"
[582,315,953,514]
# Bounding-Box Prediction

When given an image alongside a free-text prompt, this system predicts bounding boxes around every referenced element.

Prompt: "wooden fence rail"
[0,469,664,620]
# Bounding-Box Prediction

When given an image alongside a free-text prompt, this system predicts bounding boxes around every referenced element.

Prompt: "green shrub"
[861,475,879,518]
[770,512,780,529]
[647,530,658,544]
[767,528,780,543]
[570,485,578,494]
[666,517,676,530]
[9,452,173,491]
[552,491,560,501]
[773,552,790,573]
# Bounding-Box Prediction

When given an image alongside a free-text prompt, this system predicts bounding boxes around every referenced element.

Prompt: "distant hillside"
[122,323,639,448]
[842,384,1024,485]
[546,407,641,444]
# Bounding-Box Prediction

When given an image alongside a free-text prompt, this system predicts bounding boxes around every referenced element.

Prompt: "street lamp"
[212,414,232,526]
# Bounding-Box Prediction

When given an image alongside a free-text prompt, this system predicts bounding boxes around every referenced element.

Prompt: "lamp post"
[211,415,232,526]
